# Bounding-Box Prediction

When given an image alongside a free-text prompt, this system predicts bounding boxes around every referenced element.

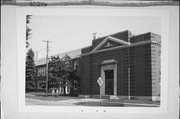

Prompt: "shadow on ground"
[75,101,124,107]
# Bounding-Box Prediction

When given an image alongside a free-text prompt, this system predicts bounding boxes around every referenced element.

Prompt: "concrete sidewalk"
[26,97,104,106]
[26,97,159,107]
[26,92,160,107]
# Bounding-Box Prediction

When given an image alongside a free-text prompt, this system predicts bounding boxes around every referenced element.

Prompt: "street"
[26,97,102,106]
[26,93,160,107]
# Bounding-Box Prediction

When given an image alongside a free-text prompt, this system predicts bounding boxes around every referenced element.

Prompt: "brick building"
[35,50,81,95]
[35,30,161,101]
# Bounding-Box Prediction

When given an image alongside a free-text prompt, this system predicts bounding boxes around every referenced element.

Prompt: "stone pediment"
[91,36,130,53]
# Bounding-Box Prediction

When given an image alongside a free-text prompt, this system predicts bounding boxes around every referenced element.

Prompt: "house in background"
[35,49,81,95]
[35,30,161,101]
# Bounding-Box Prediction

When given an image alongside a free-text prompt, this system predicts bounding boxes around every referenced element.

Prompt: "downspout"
[128,34,131,100]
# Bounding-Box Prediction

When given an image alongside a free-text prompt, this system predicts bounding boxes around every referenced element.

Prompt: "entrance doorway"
[105,70,114,95]
[100,59,117,96]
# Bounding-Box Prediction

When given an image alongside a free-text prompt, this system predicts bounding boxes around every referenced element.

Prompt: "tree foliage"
[48,56,63,89]
[26,48,36,92]
[48,56,80,93]
[26,15,32,48]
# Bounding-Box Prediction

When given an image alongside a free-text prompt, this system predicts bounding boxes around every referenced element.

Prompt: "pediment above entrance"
[101,59,117,66]
[91,36,130,53]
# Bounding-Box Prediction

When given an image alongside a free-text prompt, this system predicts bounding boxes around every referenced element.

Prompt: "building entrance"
[100,59,117,96]
[105,70,114,95]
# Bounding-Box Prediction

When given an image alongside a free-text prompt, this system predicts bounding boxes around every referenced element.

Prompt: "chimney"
[93,33,97,40]
[93,32,101,40]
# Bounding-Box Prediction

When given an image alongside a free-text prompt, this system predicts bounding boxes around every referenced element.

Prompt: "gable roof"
[35,48,81,66]
[92,30,132,49]
[91,36,130,53]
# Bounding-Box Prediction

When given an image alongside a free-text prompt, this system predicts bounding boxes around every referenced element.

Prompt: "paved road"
[26,97,102,106]
[26,97,159,107]
[25,93,160,107]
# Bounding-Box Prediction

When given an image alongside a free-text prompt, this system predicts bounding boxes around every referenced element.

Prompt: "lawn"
[26,92,81,101]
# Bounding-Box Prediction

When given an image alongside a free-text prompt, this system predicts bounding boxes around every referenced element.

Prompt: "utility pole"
[43,40,51,96]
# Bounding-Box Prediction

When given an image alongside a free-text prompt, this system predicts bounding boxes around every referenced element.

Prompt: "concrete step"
[78,95,91,98]
[91,95,110,99]
[110,95,119,99]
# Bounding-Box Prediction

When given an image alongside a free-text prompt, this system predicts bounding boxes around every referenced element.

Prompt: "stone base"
[78,95,91,98]
[152,96,160,101]
[79,95,160,101]
[115,96,159,101]
[130,96,152,101]
[130,96,161,101]
[110,95,119,99]
[117,96,129,100]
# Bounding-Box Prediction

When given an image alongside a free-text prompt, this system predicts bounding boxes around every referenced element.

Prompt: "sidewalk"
[75,99,160,107]
[26,96,104,106]
[26,93,160,107]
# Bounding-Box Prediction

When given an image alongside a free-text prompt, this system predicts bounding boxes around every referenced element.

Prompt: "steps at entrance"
[91,95,110,99]
[91,95,119,99]
[110,95,119,99]
[79,95,120,99]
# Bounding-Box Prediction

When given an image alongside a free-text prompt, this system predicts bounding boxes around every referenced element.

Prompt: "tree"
[26,15,32,48]
[48,56,64,89]
[48,56,80,95]
[26,48,36,92]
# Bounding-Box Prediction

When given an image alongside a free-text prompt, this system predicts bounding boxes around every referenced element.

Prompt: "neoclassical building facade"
[35,30,161,101]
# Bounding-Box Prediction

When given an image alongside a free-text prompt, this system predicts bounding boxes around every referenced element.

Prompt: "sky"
[28,15,161,59]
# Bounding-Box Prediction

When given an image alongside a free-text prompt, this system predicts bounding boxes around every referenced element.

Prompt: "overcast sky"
[28,15,161,59]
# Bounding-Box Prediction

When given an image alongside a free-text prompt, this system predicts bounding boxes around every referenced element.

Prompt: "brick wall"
[151,43,161,97]
[130,44,152,97]
[75,31,161,99]
[90,49,125,95]
[79,55,92,95]
[130,32,151,43]
[80,47,130,96]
